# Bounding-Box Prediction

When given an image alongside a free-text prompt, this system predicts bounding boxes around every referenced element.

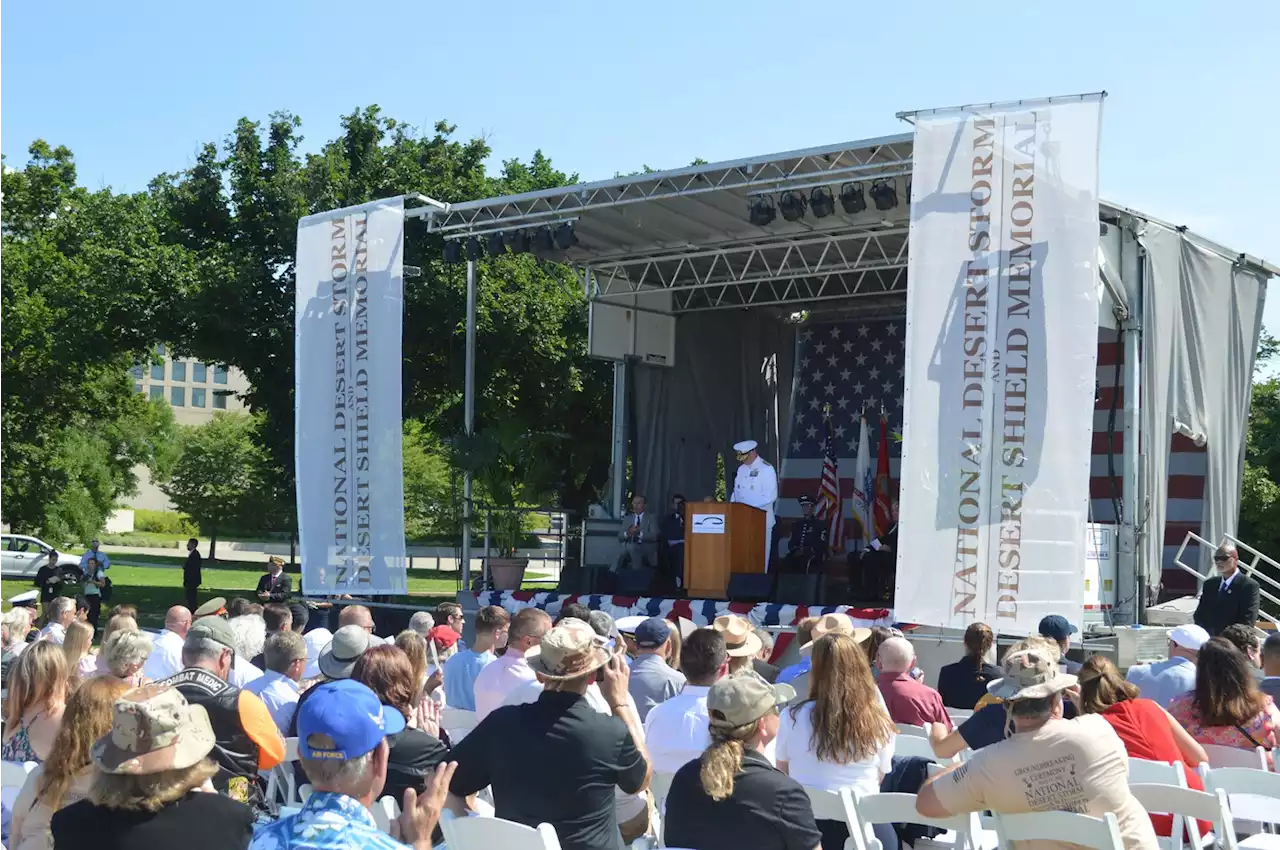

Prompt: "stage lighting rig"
[779,190,807,222]
[509,230,532,254]
[465,236,484,261]
[553,223,578,250]
[443,239,462,264]
[839,182,866,215]
[870,179,898,211]
[533,227,555,253]
[810,186,835,218]
[748,196,776,227]
[487,232,507,256]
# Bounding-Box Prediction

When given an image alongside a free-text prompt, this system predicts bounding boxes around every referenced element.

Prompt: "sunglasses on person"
[1213,554,1231,562]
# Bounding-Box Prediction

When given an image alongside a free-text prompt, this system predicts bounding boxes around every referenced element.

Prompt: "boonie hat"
[987,649,1078,701]
[712,615,762,658]
[93,684,216,775]
[1169,624,1209,652]
[318,624,376,680]
[634,617,672,649]
[297,679,406,760]
[186,615,238,652]
[1038,614,1079,642]
[526,618,611,680]
[800,613,871,655]
[707,674,795,728]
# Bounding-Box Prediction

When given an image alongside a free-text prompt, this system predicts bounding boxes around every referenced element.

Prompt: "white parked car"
[1,534,81,578]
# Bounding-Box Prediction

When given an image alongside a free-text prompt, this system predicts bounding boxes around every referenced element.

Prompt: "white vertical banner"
[896,95,1104,634]
[295,197,407,596]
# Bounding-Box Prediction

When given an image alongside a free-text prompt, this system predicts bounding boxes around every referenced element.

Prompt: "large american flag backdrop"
[778,318,1206,593]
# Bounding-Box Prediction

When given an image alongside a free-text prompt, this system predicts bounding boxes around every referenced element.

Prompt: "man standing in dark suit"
[1193,542,1260,636]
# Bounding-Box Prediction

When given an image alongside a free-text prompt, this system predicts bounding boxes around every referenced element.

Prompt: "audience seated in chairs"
[1263,633,1280,701]
[1168,636,1280,766]
[643,628,730,775]
[936,622,1001,710]
[917,647,1159,850]
[875,636,951,730]
[777,632,898,850]
[3,642,69,765]
[1073,655,1212,840]
[441,605,509,713]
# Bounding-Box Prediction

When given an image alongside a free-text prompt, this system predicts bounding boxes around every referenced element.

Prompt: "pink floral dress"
[1168,692,1280,764]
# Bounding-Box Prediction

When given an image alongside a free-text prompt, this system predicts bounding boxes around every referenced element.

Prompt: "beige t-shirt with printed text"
[933,713,1157,850]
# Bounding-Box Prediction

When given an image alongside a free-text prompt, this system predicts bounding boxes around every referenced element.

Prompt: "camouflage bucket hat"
[93,684,216,775]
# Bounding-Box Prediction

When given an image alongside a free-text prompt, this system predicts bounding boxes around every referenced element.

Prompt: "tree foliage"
[1239,328,1280,555]
[2,142,185,541]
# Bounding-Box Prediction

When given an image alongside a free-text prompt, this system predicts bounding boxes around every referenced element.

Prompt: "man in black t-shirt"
[183,538,202,611]
[447,618,650,850]
[664,675,820,850]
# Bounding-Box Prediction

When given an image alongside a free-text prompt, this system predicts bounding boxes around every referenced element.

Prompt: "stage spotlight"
[748,196,776,227]
[779,190,807,222]
[870,179,898,211]
[465,236,483,261]
[839,182,867,215]
[443,240,462,264]
[533,227,555,253]
[810,186,835,218]
[553,222,578,250]
[509,230,531,254]
[487,232,507,256]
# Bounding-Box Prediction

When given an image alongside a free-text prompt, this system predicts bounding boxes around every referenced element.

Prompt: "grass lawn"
[3,560,556,629]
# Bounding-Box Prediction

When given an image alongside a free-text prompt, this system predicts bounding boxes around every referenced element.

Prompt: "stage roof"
[411,132,1274,313]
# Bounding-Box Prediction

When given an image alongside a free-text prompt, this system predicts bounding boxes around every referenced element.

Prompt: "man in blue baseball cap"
[627,617,686,721]
[250,679,456,850]
[1037,614,1082,674]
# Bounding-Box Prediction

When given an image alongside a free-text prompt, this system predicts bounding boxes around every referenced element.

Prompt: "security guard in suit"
[783,496,827,574]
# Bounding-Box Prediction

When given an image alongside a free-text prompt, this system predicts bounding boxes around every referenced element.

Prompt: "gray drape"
[1139,222,1268,584]
[631,312,797,508]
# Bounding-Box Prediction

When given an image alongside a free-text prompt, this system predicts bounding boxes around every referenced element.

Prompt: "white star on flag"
[883,381,894,393]
[795,410,806,423]
[826,354,838,368]
[885,324,898,336]
[834,424,846,439]
[842,341,854,353]
[852,381,865,395]
[868,367,881,380]
[806,424,818,439]
[846,438,858,451]
[802,329,813,341]
[792,440,802,452]
[855,353,868,366]
[897,395,904,407]
[836,396,850,409]
[796,382,808,395]
[858,325,869,337]
[830,326,841,339]
[884,352,896,364]
[869,339,882,351]
[814,342,827,354]
[800,356,810,368]
[868,395,878,408]
[812,369,825,383]
[809,397,821,411]
[824,382,836,396]
[839,368,852,381]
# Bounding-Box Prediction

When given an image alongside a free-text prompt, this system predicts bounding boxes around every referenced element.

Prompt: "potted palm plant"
[448,422,564,591]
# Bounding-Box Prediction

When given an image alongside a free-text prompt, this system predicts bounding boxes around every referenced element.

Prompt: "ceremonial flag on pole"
[873,412,893,537]
[851,414,874,547]
[816,408,845,554]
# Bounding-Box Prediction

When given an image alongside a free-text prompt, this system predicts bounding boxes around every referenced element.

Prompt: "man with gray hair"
[408,611,435,636]
[160,615,285,813]
[246,629,308,733]
[37,596,76,645]
[1194,540,1261,636]
[917,649,1157,850]
[251,679,457,850]
[876,636,951,729]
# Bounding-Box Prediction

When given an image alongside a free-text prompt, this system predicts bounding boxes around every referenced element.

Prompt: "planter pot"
[488,557,529,591]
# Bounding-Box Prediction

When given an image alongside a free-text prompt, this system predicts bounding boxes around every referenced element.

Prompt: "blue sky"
[4,1,1277,344]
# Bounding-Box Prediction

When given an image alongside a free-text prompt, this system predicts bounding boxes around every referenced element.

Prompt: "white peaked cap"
[733,440,758,453]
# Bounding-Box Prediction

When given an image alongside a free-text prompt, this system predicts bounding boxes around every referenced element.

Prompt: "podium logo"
[691,514,726,535]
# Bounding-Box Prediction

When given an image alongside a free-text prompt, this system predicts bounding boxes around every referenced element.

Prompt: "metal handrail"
[1171,531,1280,636]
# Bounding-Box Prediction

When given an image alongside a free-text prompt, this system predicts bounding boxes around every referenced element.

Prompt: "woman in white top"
[777,632,898,850]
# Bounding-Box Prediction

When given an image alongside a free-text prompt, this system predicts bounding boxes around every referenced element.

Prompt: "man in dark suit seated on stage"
[850,500,898,601]
[659,494,687,591]
[614,494,660,572]
[1193,541,1260,636]
[782,496,827,573]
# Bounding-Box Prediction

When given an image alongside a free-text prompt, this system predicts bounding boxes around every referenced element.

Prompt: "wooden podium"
[684,501,767,599]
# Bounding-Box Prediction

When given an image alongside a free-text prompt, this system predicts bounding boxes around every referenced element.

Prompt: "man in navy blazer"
[1193,542,1260,636]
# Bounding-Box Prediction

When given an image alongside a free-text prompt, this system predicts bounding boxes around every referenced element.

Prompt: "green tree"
[2,141,186,541]
[1240,328,1280,558]
[160,413,280,559]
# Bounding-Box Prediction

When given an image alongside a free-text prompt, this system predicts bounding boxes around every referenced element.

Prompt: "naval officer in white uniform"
[730,439,778,571]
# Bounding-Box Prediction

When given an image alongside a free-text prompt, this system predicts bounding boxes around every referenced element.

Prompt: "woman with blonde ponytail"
[663,674,822,850]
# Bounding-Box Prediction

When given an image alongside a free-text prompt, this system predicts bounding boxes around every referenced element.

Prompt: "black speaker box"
[776,573,822,606]
[614,568,655,596]
[726,572,773,602]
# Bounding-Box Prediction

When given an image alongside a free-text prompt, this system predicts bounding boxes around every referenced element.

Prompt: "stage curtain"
[631,311,796,510]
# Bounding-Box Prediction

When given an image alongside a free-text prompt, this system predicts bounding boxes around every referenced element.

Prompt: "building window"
[193,362,207,383]
[192,388,206,408]
[172,361,186,382]
[130,364,143,379]
[214,366,229,385]
[156,344,166,356]
[149,385,165,401]
[151,362,165,380]
[134,382,143,394]
[213,392,227,410]
[171,387,185,407]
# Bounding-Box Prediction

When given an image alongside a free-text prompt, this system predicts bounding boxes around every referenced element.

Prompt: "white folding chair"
[439,808,562,850]
[649,771,675,812]
[1201,744,1268,771]
[442,706,480,744]
[949,709,975,723]
[263,736,302,809]
[1130,783,1236,850]
[994,811,1124,850]
[1199,764,1280,847]
[896,734,943,761]
[896,723,930,737]
[850,790,995,850]
[370,795,401,834]
[1128,757,1185,785]
[0,760,35,789]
